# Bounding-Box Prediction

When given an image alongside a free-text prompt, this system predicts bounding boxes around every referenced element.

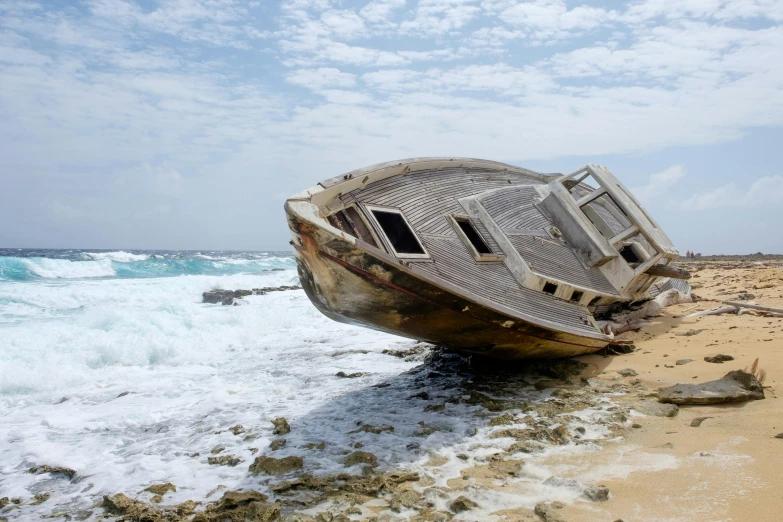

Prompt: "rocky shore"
[4,260,782,522]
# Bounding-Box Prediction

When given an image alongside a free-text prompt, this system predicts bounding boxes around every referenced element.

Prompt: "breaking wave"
[0,250,295,282]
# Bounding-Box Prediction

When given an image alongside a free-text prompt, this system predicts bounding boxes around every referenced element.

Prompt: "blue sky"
[1,0,782,253]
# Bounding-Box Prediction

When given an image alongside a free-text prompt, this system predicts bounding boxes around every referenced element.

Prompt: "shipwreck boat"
[285,158,690,359]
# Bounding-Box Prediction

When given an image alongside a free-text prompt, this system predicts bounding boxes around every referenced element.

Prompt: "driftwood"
[598,289,691,336]
[721,301,783,316]
[644,265,692,280]
[685,305,739,318]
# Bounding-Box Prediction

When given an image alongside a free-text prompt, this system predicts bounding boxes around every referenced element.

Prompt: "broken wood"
[721,301,783,316]
[644,265,692,280]
[685,305,738,318]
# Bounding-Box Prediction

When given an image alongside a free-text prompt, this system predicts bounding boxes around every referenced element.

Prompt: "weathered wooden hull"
[286,203,609,359]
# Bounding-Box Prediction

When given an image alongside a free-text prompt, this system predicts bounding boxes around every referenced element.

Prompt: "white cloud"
[632,165,687,204]
[681,175,783,210]
[286,67,357,90]
[400,0,481,36]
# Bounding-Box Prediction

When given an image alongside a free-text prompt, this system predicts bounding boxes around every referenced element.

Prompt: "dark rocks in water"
[489,459,524,477]
[676,359,694,365]
[335,371,366,378]
[272,417,291,435]
[30,492,50,505]
[633,400,679,418]
[0,497,8,509]
[248,456,304,475]
[229,424,245,436]
[116,391,132,398]
[350,424,394,435]
[449,495,479,513]
[208,455,241,467]
[192,491,278,522]
[203,286,302,305]
[527,358,589,381]
[658,370,765,405]
[488,413,515,426]
[617,368,637,377]
[342,450,377,467]
[145,483,176,496]
[690,416,713,427]
[28,465,77,480]
[304,441,326,451]
[704,354,734,363]
[203,289,252,305]
[491,424,570,445]
[270,439,287,451]
[583,485,610,502]
[211,445,225,454]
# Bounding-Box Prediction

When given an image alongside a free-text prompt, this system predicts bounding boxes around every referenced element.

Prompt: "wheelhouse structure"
[285,158,689,359]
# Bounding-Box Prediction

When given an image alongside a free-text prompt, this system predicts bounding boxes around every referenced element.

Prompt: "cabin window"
[588,296,602,306]
[366,206,429,258]
[619,246,641,264]
[564,171,600,199]
[542,282,558,295]
[455,218,492,254]
[570,290,584,303]
[327,207,378,248]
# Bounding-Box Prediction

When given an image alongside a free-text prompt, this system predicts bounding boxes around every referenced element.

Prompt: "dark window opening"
[343,207,377,248]
[327,209,378,248]
[619,246,641,264]
[543,282,558,295]
[588,296,602,307]
[570,290,584,303]
[455,218,492,255]
[371,210,426,255]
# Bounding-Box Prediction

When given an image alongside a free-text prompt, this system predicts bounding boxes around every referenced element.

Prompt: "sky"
[0,0,782,253]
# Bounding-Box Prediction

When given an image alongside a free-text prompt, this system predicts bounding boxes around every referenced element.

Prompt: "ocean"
[0,249,627,520]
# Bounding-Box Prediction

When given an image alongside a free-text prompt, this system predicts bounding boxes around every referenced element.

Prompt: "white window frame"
[363,204,431,259]
[447,215,505,262]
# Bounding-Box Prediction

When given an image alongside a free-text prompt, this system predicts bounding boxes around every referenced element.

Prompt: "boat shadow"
[229,347,620,497]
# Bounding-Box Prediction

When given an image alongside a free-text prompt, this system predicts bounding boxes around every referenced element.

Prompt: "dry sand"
[481,261,783,522]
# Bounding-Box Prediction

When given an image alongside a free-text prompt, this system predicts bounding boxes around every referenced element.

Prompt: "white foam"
[88,251,149,262]
[21,258,116,279]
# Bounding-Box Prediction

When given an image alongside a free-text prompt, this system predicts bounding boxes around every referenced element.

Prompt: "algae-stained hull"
[287,211,606,359]
[286,158,685,359]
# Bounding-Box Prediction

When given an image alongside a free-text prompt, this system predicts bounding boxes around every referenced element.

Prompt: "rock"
[543,476,580,491]
[658,370,765,405]
[704,354,734,363]
[335,371,366,378]
[424,404,445,412]
[775,433,783,439]
[690,416,713,427]
[350,424,394,434]
[230,424,246,435]
[28,465,77,480]
[583,486,610,501]
[390,489,422,511]
[633,400,679,417]
[534,502,564,522]
[0,497,7,508]
[272,417,291,435]
[31,492,50,505]
[489,459,524,477]
[247,501,281,521]
[676,329,703,337]
[343,451,377,467]
[211,445,225,454]
[617,368,638,377]
[117,391,131,398]
[103,493,135,514]
[208,455,241,467]
[676,359,694,365]
[203,289,252,305]
[218,491,269,508]
[270,439,287,451]
[145,483,176,496]
[488,413,515,426]
[304,441,326,451]
[249,456,304,475]
[448,495,478,513]
[632,423,642,428]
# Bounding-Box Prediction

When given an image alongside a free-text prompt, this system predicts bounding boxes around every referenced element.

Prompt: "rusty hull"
[286,202,609,360]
